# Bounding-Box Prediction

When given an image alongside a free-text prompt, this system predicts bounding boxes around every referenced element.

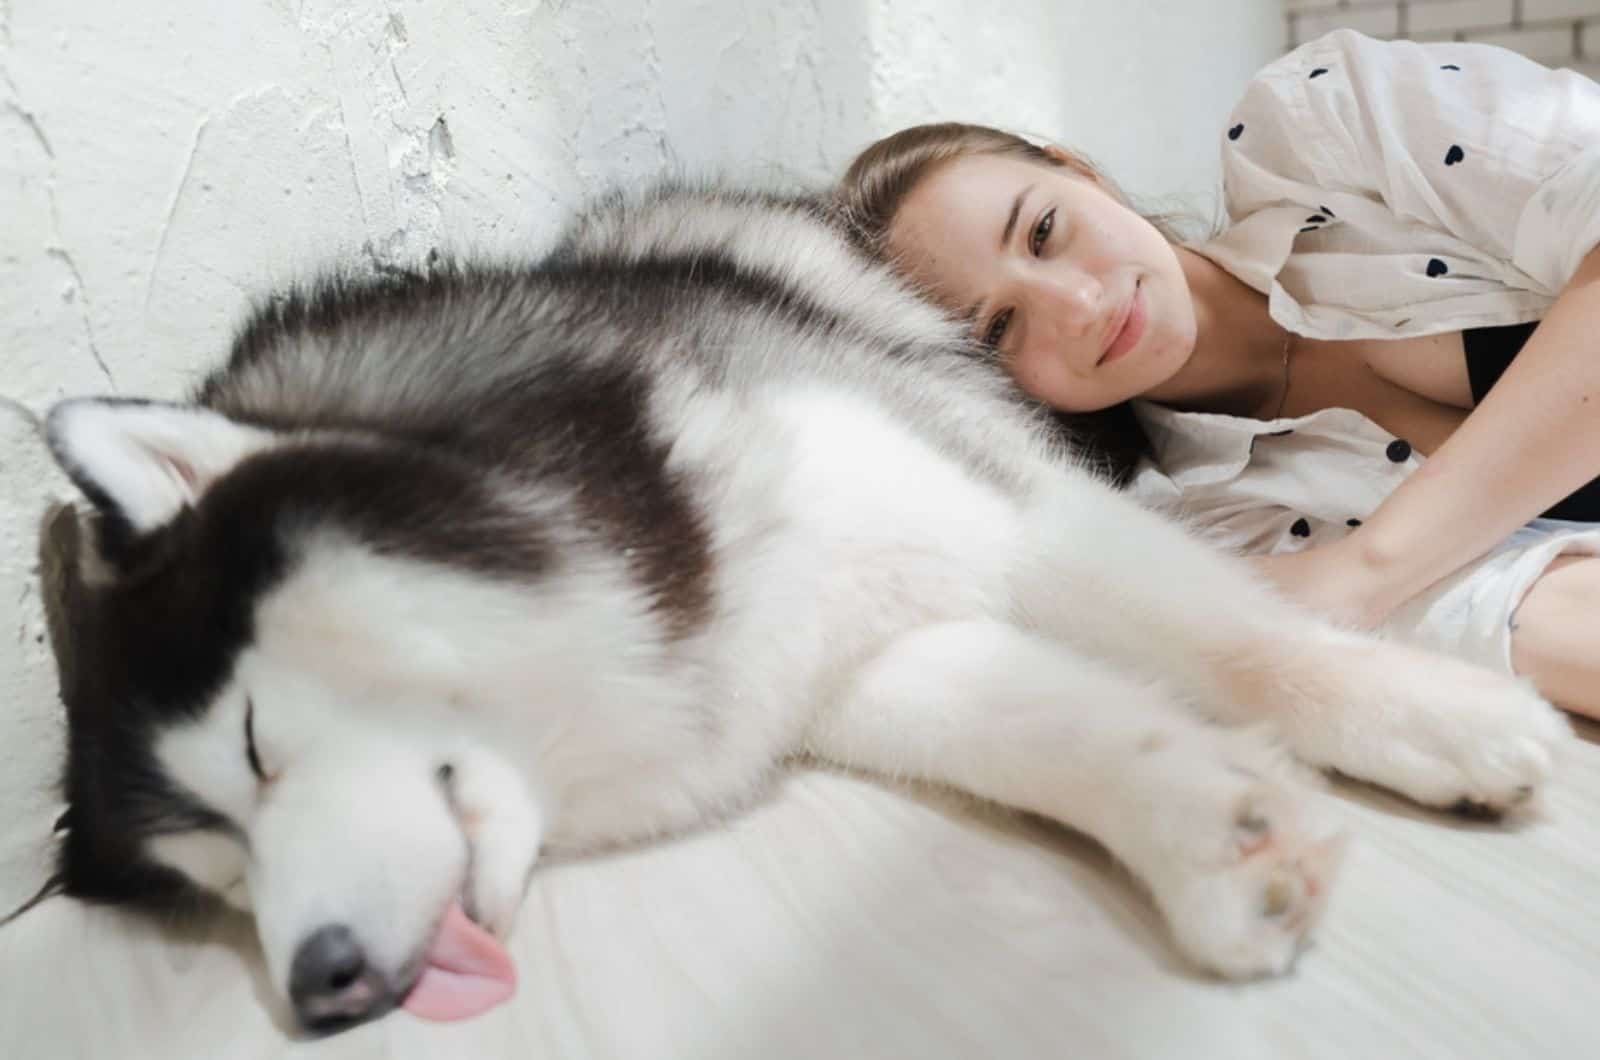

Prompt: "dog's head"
[40,398,536,1032]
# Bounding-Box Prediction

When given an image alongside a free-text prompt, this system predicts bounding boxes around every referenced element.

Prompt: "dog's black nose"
[289,925,393,1032]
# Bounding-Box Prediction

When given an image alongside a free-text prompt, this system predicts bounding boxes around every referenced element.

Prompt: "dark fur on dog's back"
[210,262,721,635]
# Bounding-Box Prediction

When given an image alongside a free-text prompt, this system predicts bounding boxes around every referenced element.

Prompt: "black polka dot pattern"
[1233,52,1510,529]
[1299,210,1331,234]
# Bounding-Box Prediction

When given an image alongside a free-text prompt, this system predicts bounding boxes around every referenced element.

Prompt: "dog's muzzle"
[288,924,398,1033]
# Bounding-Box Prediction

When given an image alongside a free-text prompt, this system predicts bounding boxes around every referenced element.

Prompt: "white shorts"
[1382,520,1600,675]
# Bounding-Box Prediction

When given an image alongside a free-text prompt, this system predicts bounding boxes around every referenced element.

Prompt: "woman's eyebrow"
[956,184,1038,329]
[1001,184,1035,250]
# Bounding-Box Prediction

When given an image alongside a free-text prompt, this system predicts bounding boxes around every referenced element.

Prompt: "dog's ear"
[44,399,275,538]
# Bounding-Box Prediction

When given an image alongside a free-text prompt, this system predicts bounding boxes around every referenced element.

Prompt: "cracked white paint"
[0,0,1280,911]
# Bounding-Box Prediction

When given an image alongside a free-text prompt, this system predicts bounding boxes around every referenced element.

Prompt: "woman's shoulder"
[1240,29,1397,92]
[1219,28,1600,298]
[1220,31,1406,183]
[1237,27,1587,113]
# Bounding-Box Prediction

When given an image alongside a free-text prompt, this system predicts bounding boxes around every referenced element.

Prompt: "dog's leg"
[1015,483,1571,815]
[807,620,1344,979]
[442,746,544,939]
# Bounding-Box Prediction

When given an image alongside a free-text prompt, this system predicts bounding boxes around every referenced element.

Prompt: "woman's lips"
[1097,282,1145,367]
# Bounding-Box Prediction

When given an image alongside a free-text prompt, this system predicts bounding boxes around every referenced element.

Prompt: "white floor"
[5,719,1600,1060]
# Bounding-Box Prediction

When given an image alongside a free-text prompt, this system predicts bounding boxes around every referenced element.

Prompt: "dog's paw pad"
[1254,846,1331,929]
[1261,872,1297,918]
[1234,800,1275,857]
[1147,772,1345,981]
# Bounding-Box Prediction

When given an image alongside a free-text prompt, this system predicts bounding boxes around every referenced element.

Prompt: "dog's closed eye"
[244,698,269,783]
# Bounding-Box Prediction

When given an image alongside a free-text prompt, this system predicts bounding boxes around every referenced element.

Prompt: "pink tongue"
[402,901,517,1021]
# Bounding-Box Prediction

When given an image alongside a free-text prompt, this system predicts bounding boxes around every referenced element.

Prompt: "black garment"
[1462,321,1600,521]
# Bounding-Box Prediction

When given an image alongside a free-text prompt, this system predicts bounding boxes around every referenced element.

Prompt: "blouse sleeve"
[1223,29,1600,296]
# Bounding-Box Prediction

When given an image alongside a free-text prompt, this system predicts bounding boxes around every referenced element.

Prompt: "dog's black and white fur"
[40,185,1570,1032]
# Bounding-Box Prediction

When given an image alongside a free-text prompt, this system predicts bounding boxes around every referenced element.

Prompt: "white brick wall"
[1582,16,1600,54]
[1407,0,1514,35]
[1523,0,1600,21]
[1286,0,1600,80]
[1465,23,1579,61]
[1294,5,1402,37]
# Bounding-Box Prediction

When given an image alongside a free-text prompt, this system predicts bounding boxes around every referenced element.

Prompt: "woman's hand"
[1249,537,1410,630]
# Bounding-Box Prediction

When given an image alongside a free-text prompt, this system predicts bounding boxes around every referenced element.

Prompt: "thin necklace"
[1269,331,1295,420]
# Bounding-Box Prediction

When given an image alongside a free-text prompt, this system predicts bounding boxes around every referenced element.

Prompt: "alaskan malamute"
[35,185,1569,1033]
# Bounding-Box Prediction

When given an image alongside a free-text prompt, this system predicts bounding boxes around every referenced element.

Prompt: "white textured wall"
[1286,0,1600,80]
[0,0,1282,908]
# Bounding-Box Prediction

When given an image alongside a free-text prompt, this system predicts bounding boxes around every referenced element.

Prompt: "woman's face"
[887,151,1197,413]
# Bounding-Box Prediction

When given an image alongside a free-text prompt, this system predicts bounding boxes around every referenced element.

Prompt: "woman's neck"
[1143,247,1292,418]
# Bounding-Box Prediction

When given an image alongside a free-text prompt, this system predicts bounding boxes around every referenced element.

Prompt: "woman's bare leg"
[1512,555,1600,721]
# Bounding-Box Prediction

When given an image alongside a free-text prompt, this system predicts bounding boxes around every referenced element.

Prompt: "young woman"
[835,29,1600,718]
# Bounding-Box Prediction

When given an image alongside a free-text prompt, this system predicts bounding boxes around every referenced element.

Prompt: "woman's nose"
[1033,268,1104,341]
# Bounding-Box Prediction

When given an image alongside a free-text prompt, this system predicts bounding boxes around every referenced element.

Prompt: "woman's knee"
[1510,554,1599,703]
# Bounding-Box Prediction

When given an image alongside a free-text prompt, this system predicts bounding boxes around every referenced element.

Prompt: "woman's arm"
[1213,35,1600,626]
[1261,243,1600,627]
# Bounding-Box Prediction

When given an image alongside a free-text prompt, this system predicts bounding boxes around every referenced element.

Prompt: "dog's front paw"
[1284,641,1571,817]
[1120,733,1345,979]
[440,750,543,938]
[1372,662,1567,817]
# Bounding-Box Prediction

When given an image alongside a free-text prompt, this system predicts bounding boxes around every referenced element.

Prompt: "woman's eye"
[1030,208,1055,255]
[983,308,1013,349]
[244,698,267,782]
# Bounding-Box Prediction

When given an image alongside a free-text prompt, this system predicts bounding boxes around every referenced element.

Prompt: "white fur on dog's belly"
[682,385,1022,720]
[762,386,1018,622]
[544,386,1027,846]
